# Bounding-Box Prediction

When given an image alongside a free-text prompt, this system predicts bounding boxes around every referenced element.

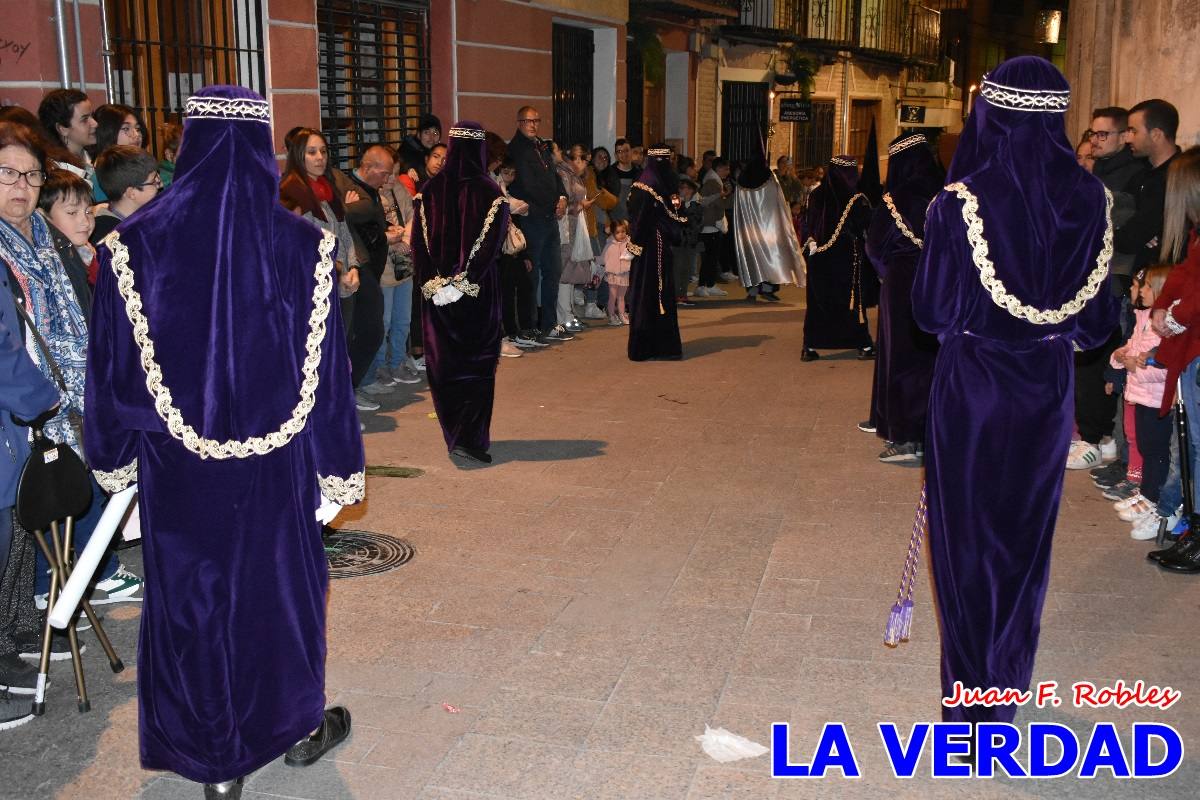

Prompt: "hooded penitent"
[910,56,1117,726]
[863,132,943,444]
[86,85,364,783]
[411,121,509,454]
[733,136,806,289]
[800,156,874,351]
[626,147,686,361]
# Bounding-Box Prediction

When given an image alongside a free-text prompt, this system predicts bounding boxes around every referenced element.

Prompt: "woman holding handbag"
[0,122,141,617]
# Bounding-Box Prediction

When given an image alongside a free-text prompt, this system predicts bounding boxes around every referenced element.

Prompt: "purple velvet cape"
[864,136,943,443]
[801,158,874,350]
[86,85,364,783]
[912,57,1118,724]
[627,153,684,361]
[410,121,509,453]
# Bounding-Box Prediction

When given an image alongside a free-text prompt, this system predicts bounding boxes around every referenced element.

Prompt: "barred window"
[317,0,431,171]
[106,0,266,157]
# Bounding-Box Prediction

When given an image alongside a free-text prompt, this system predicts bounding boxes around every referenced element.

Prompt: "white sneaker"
[360,380,394,396]
[693,286,711,297]
[584,302,605,319]
[707,285,728,297]
[718,271,738,283]
[572,289,586,307]
[1065,442,1101,469]
[1113,493,1146,511]
[1131,513,1163,541]
[608,315,623,326]
[1117,494,1156,522]
[408,356,426,372]
[1099,436,1118,463]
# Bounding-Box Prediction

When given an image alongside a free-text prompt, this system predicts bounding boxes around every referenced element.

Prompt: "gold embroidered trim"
[94,461,137,493]
[625,242,643,257]
[319,471,365,504]
[807,193,867,253]
[883,193,924,248]
[945,181,1113,325]
[104,229,336,459]
[418,195,505,299]
[631,182,688,223]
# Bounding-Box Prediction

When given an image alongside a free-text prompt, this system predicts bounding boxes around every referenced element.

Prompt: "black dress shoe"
[760,291,781,302]
[450,445,492,464]
[857,346,877,360]
[745,293,758,303]
[1157,535,1200,573]
[285,706,352,767]
[801,348,820,362]
[203,778,244,799]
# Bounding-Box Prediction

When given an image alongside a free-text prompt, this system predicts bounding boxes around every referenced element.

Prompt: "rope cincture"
[806,193,868,254]
[884,482,928,647]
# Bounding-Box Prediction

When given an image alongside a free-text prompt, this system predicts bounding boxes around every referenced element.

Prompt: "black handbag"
[13,410,92,532]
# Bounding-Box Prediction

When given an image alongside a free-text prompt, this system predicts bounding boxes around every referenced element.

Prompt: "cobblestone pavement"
[9,287,1200,799]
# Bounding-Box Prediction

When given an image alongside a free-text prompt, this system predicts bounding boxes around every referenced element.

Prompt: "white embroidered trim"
[1165,300,1188,336]
[806,193,867,253]
[94,461,137,493]
[418,195,505,299]
[104,229,336,459]
[945,181,1113,325]
[448,127,485,139]
[883,193,923,248]
[185,96,271,124]
[979,78,1070,113]
[888,134,927,156]
[646,147,672,156]
[319,471,365,504]
[831,156,856,167]
[631,182,688,223]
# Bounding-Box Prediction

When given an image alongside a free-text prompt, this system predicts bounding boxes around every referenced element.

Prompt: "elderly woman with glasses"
[0,121,140,647]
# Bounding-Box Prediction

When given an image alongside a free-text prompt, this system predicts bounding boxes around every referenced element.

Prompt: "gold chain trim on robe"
[103,229,336,459]
[631,182,688,223]
[318,471,365,504]
[94,461,137,493]
[883,193,924,248]
[807,193,867,253]
[417,196,505,299]
[945,182,1113,325]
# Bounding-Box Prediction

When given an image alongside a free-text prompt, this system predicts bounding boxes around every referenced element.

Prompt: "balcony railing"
[734,0,941,65]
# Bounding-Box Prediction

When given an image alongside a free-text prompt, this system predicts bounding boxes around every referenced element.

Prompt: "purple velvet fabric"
[411,121,509,453]
[627,152,683,361]
[912,57,1118,724]
[86,85,364,783]
[801,157,874,350]
[864,135,943,442]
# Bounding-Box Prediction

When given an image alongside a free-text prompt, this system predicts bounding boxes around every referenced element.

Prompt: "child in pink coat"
[1109,267,1172,538]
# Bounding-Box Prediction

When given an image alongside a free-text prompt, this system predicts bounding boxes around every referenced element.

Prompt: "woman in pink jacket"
[1110,266,1173,539]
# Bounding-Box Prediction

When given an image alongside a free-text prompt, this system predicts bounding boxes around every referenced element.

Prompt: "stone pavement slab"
[5,287,1200,799]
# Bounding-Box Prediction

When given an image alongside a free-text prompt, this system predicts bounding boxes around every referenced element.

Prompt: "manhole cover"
[324,529,415,579]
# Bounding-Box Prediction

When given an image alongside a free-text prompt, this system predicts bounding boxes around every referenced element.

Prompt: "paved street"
[8,286,1200,800]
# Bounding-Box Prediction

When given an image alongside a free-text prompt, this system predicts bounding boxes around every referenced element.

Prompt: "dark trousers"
[0,507,39,654]
[1135,403,1174,503]
[699,232,723,287]
[518,214,562,332]
[349,265,385,387]
[1074,327,1123,444]
[500,254,535,337]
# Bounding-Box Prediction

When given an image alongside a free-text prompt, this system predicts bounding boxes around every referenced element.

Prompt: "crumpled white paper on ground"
[695,725,769,763]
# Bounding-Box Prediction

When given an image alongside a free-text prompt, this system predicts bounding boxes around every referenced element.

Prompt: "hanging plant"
[781,45,821,100]
[628,20,666,86]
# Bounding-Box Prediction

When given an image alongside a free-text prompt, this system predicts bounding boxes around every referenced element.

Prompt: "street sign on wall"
[779,98,813,123]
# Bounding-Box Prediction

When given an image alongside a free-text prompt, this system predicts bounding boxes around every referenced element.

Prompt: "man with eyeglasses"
[1066,107,1151,473]
[507,105,568,337]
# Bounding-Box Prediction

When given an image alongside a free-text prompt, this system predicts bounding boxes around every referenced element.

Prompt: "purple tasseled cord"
[884,482,927,647]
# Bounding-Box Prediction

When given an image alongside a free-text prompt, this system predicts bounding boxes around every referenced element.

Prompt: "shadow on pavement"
[684,334,774,360]
[486,439,607,465]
